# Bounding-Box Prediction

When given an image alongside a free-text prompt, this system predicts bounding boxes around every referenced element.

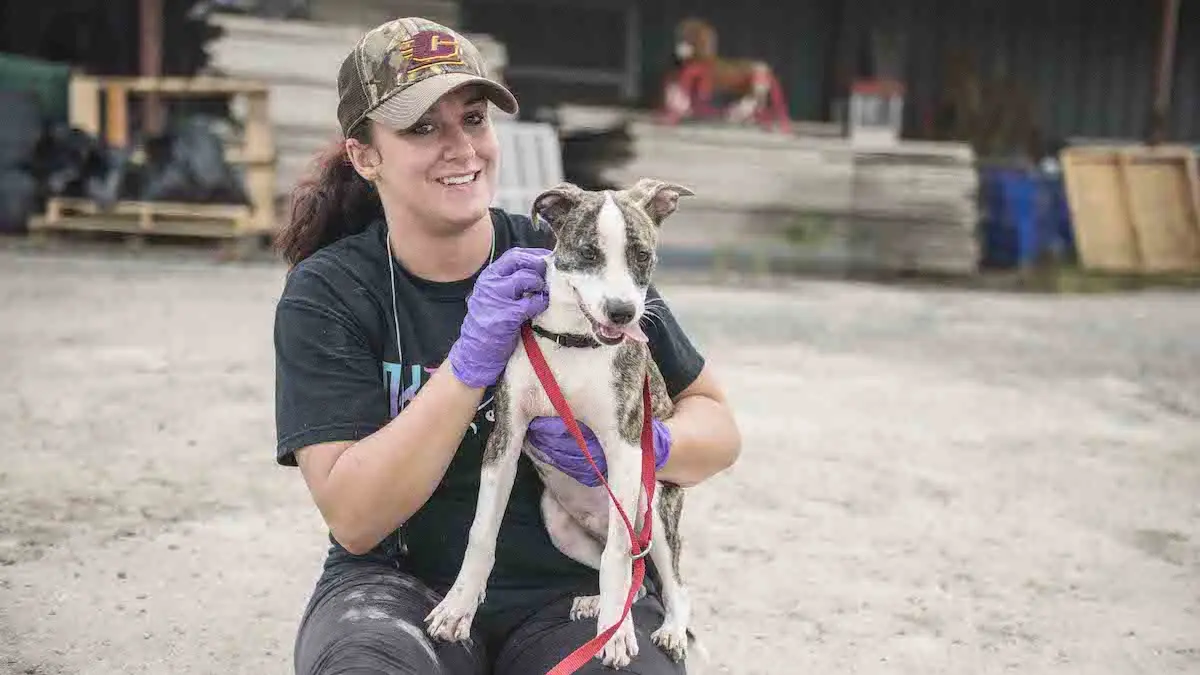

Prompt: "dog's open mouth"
[577,300,648,346]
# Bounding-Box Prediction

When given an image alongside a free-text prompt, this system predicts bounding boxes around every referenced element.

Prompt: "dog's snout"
[604,299,637,326]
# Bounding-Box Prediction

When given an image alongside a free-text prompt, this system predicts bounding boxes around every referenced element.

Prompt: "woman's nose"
[442,123,476,160]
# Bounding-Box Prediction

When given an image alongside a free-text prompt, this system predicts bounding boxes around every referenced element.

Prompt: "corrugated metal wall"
[460,0,638,112]
[1171,0,1199,142]
[462,0,1198,143]
[835,0,1199,143]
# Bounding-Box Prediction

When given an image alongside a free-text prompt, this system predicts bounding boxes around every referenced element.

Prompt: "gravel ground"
[1,241,1198,675]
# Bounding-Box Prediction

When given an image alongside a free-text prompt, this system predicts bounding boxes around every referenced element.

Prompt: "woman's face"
[351,85,500,234]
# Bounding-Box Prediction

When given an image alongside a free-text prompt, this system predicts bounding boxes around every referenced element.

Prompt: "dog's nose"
[604,299,637,325]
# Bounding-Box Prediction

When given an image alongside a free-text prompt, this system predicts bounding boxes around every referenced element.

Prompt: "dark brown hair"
[274,124,384,267]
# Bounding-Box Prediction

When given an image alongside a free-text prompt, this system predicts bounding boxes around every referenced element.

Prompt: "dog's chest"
[508,344,623,424]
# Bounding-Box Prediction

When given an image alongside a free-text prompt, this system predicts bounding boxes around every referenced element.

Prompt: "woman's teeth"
[439,173,476,186]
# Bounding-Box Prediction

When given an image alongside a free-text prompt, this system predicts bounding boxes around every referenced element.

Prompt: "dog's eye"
[635,250,652,264]
[579,246,600,262]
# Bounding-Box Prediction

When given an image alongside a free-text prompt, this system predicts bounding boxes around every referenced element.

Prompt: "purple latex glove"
[446,247,552,389]
[525,416,672,487]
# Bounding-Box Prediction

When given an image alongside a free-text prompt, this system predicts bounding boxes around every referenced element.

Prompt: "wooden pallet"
[28,197,268,257]
[45,74,278,239]
[1060,144,1200,273]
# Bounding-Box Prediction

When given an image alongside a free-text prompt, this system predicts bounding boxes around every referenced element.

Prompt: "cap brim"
[366,73,519,129]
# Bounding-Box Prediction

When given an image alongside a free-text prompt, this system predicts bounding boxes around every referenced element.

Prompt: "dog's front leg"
[425,382,526,643]
[594,428,645,669]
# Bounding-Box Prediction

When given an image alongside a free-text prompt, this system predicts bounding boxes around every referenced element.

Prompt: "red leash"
[519,323,657,674]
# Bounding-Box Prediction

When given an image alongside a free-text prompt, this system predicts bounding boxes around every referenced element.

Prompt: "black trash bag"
[26,124,125,204]
[87,145,135,209]
[0,169,38,234]
[139,116,250,206]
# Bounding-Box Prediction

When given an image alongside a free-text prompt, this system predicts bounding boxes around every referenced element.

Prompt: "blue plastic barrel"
[979,167,1076,268]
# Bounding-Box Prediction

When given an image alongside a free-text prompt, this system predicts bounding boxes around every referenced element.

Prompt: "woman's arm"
[656,364,741,487]
[277,247,551,555]
[294,365,482,555]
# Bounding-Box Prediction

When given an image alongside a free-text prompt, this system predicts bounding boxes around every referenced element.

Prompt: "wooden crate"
[34,74,277,239]
[1060,145,1200,273]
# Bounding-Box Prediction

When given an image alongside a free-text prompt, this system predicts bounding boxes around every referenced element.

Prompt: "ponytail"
[274,125,383,267]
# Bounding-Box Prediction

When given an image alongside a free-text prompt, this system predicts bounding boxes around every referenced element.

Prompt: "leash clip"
[630,540,653,561]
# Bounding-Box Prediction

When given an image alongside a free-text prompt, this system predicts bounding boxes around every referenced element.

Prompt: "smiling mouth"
[437,172,479,187]
[578,300,626,346]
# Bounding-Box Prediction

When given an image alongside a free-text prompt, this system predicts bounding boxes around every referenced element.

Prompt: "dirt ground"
[1,240,1198,675]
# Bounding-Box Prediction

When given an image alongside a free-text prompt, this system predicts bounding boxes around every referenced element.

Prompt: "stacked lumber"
[602,115,979,275]
[605,119,855,215]
[847,145,980,275]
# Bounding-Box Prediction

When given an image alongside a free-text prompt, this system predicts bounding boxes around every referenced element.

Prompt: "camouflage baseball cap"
[336,17,518,137]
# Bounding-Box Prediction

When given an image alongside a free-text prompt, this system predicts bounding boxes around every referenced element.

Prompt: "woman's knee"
[294,565,483,675]
[299,620,443,675]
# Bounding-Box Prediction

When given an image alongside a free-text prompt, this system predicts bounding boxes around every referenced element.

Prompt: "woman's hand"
[447,247,551,389]
[524,416,672,487]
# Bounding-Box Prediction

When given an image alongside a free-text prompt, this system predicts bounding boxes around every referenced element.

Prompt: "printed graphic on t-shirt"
[382,360,495,435]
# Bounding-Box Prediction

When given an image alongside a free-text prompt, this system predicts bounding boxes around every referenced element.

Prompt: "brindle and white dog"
[423,179,698,669]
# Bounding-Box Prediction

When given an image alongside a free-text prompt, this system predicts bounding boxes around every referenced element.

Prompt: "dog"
[424,178,697,669]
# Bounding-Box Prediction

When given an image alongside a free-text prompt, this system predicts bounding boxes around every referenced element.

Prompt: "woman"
[273,17,741,674]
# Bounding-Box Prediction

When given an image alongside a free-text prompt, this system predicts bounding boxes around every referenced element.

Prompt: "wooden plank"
[1061,148,1141,272]
[29,215,251,239]
[68,74,101,138]
[1114,150,1145,268]
[79,75,269,96]
[104,83,129,148]
[1185,151,1200,242]
[44,197,63,225]
[1123,150,1200,272]
[48,197,250,221]
[241,90,277,233]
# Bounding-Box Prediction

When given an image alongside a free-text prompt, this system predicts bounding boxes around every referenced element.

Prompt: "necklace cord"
[386,219,497,366]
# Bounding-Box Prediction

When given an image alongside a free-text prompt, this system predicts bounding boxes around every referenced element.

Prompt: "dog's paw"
[569,595,601,621]
[651,622,689,662]
[423,585,483,643]
[598,616,639,669]
[572,584,647,622]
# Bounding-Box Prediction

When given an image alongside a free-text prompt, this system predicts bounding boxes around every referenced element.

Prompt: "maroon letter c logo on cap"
[408,31,462,64]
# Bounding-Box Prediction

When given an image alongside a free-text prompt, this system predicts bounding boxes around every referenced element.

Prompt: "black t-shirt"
[273,208,705,617]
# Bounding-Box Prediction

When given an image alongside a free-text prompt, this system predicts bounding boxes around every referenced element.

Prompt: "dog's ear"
[627,178,694,227]
[532,182,583,233]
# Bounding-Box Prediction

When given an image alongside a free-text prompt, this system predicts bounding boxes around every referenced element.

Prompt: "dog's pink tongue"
[621,323,649,343]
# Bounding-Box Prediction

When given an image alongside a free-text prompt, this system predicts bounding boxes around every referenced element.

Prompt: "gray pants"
[294,559,689,674]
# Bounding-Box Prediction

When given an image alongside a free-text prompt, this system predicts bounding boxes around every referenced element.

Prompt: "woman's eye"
[465,111,486,126]
[409,122,435,135]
